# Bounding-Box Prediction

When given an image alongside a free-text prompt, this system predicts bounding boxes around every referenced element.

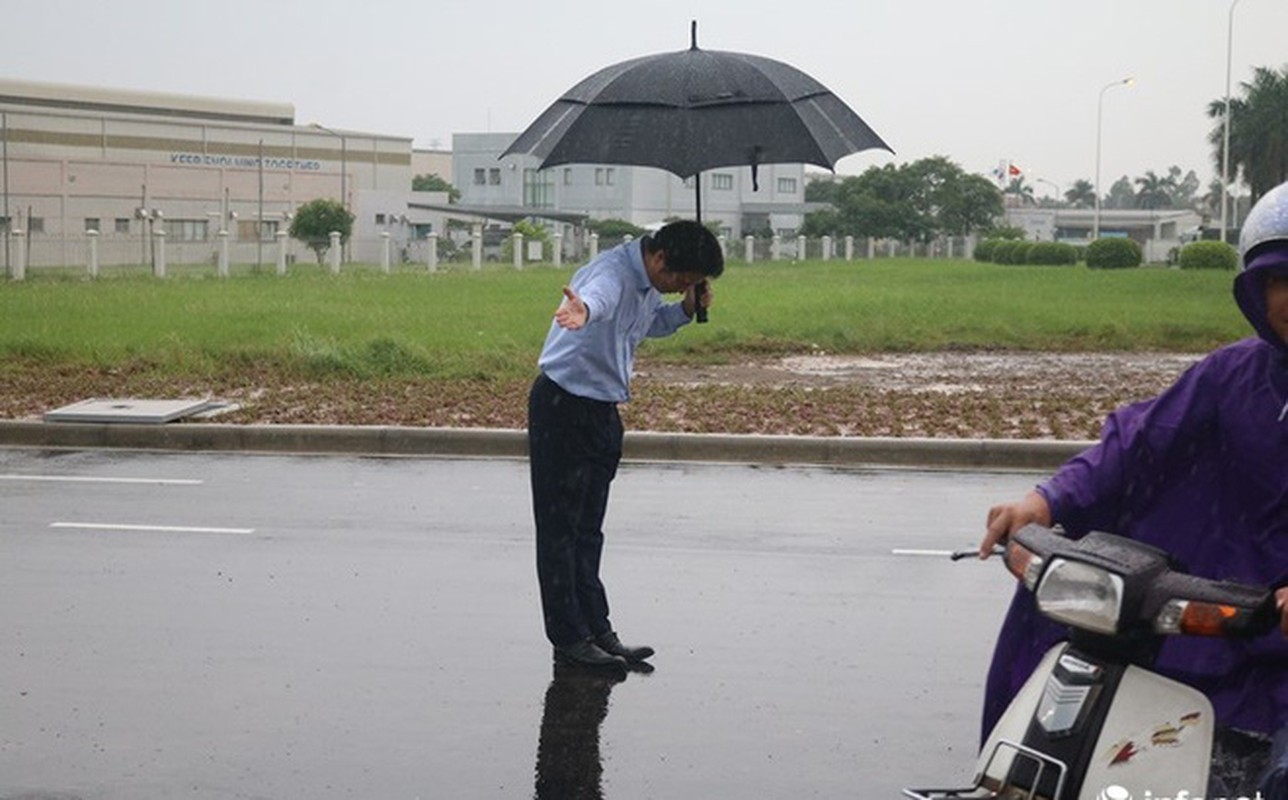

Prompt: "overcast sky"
[3,0,1286,200]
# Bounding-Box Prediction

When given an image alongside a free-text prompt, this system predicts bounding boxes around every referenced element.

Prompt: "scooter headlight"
[1034,558,1124,635]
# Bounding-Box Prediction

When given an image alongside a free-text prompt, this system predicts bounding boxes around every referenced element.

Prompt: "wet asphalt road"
[0,448,1042,799]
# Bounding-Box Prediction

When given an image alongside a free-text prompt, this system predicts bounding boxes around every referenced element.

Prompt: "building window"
[712,173,733,190]
[683,176,696,189]
[524,169,554,209]
[0,216,8,234]
[236,220,277,241]
[84,217,101,233]
[777,177,797,194]
[605,168,616,186]
[595,168,605,186]
[488,168,501,185]
[28,217,45,233]
[115,218,130,234]
[473,168,486,186]
[375,213,387,225]
[166,219,209,242]
[563,168,573,186]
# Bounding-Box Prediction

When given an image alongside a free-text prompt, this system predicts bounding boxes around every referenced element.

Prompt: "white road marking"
[1,474,202,485]
[50,522,254,535]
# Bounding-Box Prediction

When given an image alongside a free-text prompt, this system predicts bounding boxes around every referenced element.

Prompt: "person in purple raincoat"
[978,180,1288,797]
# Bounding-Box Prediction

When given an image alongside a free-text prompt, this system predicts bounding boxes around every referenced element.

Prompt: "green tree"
[586,218,645,239]
[1105,176,1137,210]
[412,173,461,202]
[804,176,841,204]
[1134,170,1176,209]
[1004,177,1035,206]
[1167,166,1201,209]
[289,198,355,265]
[1208,64,1288,204]
[803,156,1002,243]
[1064,179,1096,208]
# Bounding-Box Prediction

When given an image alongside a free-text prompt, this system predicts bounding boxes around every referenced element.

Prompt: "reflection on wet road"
[0,448,1042,798]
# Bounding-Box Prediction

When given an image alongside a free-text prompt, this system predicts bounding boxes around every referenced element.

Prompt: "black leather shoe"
[553,639,627,669]
[594,631,654,663]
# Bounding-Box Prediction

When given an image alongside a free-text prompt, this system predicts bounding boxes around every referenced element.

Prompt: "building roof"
[0,78,295,126]
[407,202,589,225]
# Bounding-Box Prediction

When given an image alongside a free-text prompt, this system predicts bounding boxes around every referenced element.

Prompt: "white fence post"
[380,231,391,274]
[471,223,482,271]
[553,232,563,268]
[845,235,854,261]
[276,230,288,276]
[717,234,727,260]
[426,233,438,273]
[218,230,231,277]
[744,235,754,263]
[796,235,806,261]
[771,234,781,261]
[154,229,167,278]
[87,229,100,278]
[821,235,832,261]
[867,237,876,259]
[11,229,25,281]
[513,232,524,270]
[328,231,341,274]
[589,233,599,260]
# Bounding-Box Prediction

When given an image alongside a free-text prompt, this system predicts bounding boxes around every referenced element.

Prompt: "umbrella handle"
[695,281,708,324]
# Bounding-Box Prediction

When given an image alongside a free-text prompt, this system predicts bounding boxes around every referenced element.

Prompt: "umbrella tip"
[690,19,698,50]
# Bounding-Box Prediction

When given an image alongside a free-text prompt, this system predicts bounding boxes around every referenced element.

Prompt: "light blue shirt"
[538,240,691,402]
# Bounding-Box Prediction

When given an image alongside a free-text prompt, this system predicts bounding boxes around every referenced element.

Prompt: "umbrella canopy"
[502,23,892,186]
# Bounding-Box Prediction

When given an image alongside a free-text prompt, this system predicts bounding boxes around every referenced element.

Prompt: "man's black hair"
[644,220,724,278]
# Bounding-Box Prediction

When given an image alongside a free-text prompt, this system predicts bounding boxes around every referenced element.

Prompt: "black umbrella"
[503,21,893,321]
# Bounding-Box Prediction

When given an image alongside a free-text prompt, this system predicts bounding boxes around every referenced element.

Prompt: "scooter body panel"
[976,644,1213,800]
[1081,665,1213,799]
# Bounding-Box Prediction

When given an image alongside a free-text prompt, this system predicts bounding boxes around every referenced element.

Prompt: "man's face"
[1267,272,1288,345]
[645,250,706,294]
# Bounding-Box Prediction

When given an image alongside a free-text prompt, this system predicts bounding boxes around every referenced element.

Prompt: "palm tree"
[1064,179,1096,208]
[1208,65,1288,204]
[1134,170,1176,209]
[1004,177,1035,206]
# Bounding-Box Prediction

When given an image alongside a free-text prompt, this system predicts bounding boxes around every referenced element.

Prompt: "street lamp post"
[3,111,9,273]
[1034,177,1062,205]
[1220,0,1241,244]
[1094,76,1134,240]
[309,123,347,212]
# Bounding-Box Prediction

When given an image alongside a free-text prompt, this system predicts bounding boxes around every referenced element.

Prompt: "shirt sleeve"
[577,268,626,326]
[647,301,691,338]
[1039,355,1220,535]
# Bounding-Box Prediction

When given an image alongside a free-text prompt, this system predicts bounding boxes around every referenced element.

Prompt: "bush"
[1027,242,1079,266]
[973,238,1000,262]
[1178,241,1237,271]
[992,240,1031,265]
[1085,238,1142,269]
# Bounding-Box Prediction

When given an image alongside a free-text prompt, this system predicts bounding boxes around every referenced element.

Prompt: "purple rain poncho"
[981,248,1288,741]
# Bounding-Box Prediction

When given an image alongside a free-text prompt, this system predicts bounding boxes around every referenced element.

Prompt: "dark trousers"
[528,373,623,647]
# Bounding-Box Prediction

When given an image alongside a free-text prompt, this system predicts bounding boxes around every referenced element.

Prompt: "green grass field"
[0,259,1249,381]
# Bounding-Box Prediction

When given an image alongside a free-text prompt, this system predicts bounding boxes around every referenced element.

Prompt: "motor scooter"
[904,524,1278,800]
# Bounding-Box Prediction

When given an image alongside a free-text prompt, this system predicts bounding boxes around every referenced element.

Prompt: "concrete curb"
[0,420,1092,471]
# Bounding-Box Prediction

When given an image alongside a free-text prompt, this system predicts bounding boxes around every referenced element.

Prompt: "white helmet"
[1238,181,1288,267]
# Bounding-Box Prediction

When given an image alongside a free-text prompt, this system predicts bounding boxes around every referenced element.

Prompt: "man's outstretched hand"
[554,286,588,330]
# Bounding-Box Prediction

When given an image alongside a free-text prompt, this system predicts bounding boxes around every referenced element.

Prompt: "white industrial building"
[450,132,818,246]
[0,78,448,270]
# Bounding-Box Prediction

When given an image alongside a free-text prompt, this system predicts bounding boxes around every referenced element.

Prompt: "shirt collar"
[626,239,653,292]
